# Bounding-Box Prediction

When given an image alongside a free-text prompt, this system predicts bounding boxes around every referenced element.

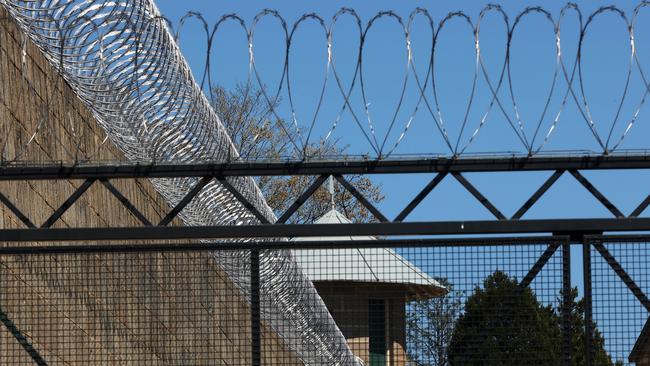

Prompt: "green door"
[368,299,386,365]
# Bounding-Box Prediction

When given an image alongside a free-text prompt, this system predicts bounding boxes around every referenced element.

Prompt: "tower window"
[368,299,386,365]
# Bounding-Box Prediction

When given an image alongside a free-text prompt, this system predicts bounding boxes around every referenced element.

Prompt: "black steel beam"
[0,307,48,365]
[593,242,650,312]
[0,192,35,228]
[334,174,388,222]
[394,172,447,222]
[2,154,650,180]
[512,170,564,220]
[630,194,650,218]
[519,243,560,288]
[158,176,212,226]
[250,249,261,366]
[0,217,649,242]
[583,240,594,366]
[452,173,506,220]
[0,236,564,254]
[41,178,95,228]
[216,177,270,224]
[276,175,328,224]
[569,170,624,218]
[100,179,152,226]
[561,241,572,366]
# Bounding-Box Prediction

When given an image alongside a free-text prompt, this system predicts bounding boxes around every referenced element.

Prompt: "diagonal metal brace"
[630,194,650,218]
[394,172,447,222]
[593,242,650,312]
[277,175,328,224]
[519,243,560,288]
[512,170,564,220]
[0,306,47,365]
[158,176,213,226]
[99,179,152,226]
[0,192,35,228]
[334,174,388,223]
[569,170,624,217]
[41,179,96,228]
[452,172,506,220]
[217,177,270,224]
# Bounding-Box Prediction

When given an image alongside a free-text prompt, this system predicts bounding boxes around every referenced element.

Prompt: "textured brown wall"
[315,282,409,365]
[0,6,298,365]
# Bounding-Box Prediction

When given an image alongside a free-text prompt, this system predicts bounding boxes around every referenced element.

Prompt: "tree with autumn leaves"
[211,84,383,223]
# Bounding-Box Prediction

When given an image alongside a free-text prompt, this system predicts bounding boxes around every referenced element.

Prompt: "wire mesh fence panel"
[591,238,650,366]
[289,239,567,366]
[0,251,258,365]
[403,242,565,366]
[2,237,650,365]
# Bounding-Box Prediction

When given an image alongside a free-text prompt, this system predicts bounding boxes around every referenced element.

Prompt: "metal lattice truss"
[2,156,650,242]
[0,1,358,365]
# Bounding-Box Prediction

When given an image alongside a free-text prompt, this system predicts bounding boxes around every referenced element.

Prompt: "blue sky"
[157,0,649,156]
[153,0,650,216]
[152,1,650,234]
[153,1,649,361]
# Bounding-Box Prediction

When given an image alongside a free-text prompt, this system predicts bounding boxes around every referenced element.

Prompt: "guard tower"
[292,179,446,365]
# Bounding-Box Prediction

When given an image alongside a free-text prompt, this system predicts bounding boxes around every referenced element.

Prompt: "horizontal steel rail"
[0,236,565,254]
[0,218,648,242]
[2,154,650,180]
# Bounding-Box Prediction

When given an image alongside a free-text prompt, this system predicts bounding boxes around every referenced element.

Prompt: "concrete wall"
[0,6,299,365]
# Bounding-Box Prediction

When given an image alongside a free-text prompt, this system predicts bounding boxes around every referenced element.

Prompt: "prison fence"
[0,235,647,365]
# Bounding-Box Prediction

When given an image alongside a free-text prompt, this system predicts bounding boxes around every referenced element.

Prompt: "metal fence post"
[251,248,261,366]
[562,240,572,366]
[583,238,593,366]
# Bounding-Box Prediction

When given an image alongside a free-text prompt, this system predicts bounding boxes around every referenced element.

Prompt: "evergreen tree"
[443,271,619,366]
[447,271,560,366]
[560,288,622,366]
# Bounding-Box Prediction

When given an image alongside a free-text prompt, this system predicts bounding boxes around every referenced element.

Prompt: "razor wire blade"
[167,3,650,159]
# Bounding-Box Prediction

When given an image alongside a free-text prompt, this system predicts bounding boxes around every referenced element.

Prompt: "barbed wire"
[166,2,650,159]
[2,3,650,163]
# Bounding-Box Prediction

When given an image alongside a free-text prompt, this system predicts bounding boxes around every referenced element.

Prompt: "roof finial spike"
[329,175,335,211]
